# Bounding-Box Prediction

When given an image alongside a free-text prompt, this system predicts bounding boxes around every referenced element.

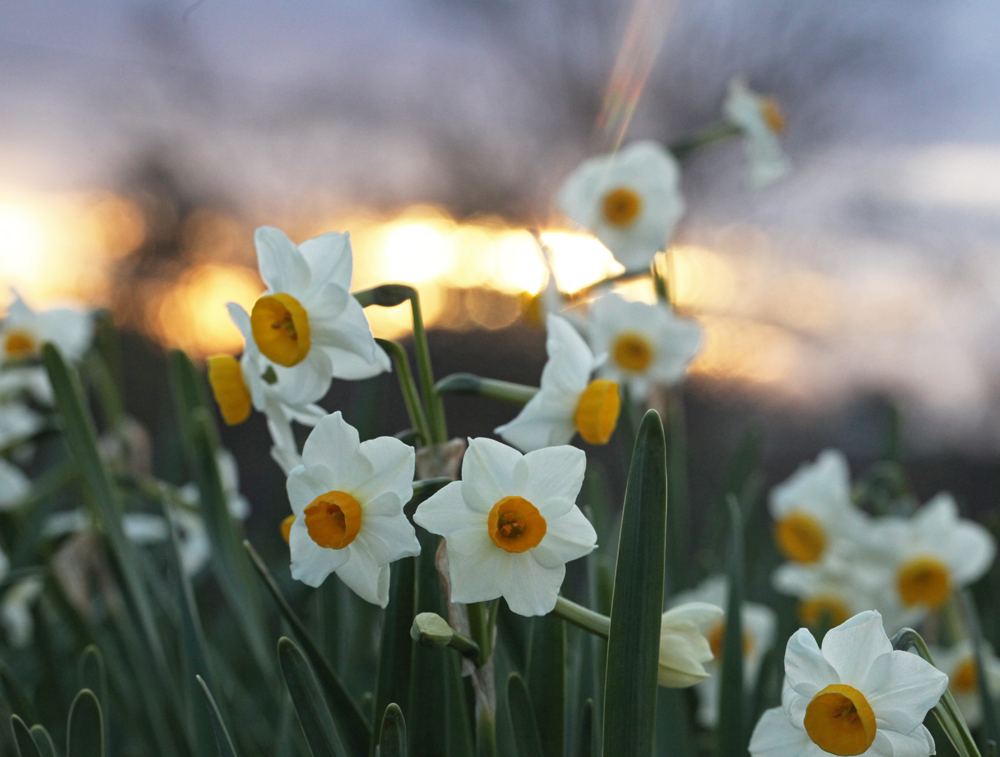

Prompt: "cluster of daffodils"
[751,611,948,757]
[557,79,789,275]
[769,450,996,635]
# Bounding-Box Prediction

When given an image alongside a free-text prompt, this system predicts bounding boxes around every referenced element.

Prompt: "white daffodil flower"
[286,411,420,607]
[658,602,724,688]
[0,366,54,405]
[413,437,597,616]
[587,292,701,400]
[671,575,777,727]
[859,494,995,614]
[1,575,43,649]
[769,450,868,566]
[749,611,948,757]
[495,315,620,452]
[0,458,30,510]
[722,78,792,189]
[245,227,389,405]
[556,141,685,271]
[0,289,93,365]
[0,402,43,450]
[927,640,1000,728]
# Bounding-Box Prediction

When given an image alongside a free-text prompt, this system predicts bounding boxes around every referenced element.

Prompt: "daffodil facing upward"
[723,78,792,188]
[286,412,420,607]
[769,450,864,566]
[247,226,389,402]
[587,292,702,400]
[556,140,685,270]
[413,437,597,616]
[749,610,948,757]
[495,314,620,452]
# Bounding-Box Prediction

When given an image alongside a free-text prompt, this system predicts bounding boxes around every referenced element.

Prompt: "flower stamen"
[798,596,850,629]
[612,332,653,373]
[488,496,546,553]
[3,330,37,361]
[602,187,643,227]
[897,556,951,608]
[774,512,826,564]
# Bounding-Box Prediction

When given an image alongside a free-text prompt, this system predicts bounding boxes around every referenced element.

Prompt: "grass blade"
[717,496,746,757]
[244,540,371,756]
[1,660,37,725]
[77,646,108,714]
[378,704,407,757]
[576,699,593,757]
[196,675,239,757]
[66,689,104,757]
[527,615,565,757]
[506,673,544,757]
[603,410,667,757]
[279,637,347,757]
[12,715,43,757]
[371,557,416,757]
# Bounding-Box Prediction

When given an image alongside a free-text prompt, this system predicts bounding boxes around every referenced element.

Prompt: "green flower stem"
[892,628,983,757]
[355,284,447,443]
[375,338,432,444]
[669,121,742,159]
[551,596,611,639]
[466,601,495,667]
[476,706,497,757]
[434,373,538,405]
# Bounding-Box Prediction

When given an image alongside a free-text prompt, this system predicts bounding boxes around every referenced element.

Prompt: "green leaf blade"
[527,615,565,757]
[12,715,43,757]
[506,673,544,757]
[66,689,104,757]
[717,497,746,757]
[279,637,347,757]
[378,704,407,757]
[602,409,667,757]
[196,675,239,757]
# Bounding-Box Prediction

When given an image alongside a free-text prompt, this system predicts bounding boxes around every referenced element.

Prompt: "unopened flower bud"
[411,612,454,648]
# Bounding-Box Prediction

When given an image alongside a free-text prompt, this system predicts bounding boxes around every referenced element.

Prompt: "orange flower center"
[612,332,653,373]
[798,596,851,629]
[804,684,877,756]
[4,330,38,360]
[760,97,787,133]
[488,496,546,553]
[281,514,296,545]
[602,187,643,227]
[303,491,362,550]
[250,293,311,367]
[706,621,753,661]
[774,512,826,564]
[206,354,252,425]
[952,657,978,694]
[573,379,621,445]
[897,556,951,609]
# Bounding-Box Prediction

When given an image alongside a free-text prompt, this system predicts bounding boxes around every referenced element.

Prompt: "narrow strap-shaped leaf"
[29,725,57,757]
[77,645,108,713]
[168,351,273,681]
[279,637,347,757]
[370,558,416,757]
[527,615,565,757]
[506,673,544,757]
[42,344,169,680]
[576,699,593,757]
[406,529,450,757]
[66,689,104,757]
[11,715,42,757]
[960,590,1000,745]
[603,409,667,757]
[378,704,407,757]
[0,660,37,725]
[244,541,371,755]
[663,388,689,595]
[717,496,746,757]
[196,675,239,757]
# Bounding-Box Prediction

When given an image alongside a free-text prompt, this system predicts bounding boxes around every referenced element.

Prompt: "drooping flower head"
[413,437,597,616]
[671,575,777,727]
[247,227,389,400]
[658,602,724,688]
[769,450,864,566]
[587,292,701,400]
[286,412,420,607]
[723,78,792,188]
[496,314,620,451]
[556,141,685,271]
[750,611,948,757]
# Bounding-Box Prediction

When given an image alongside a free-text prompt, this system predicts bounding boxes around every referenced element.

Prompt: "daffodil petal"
[862,650,948,734]
[532,506,597,567]
[299,412,373,488]
[784,628,838,694]
[355,436,415,506]
[495,393,576,452]
[517,445,586,516]
[335,540,391,607]
[461,438,521,513]
[500,554,565,616]
[749,708,812,757]
[298,231,354,293]
[289,521,351,586]
[412,482,482,535]
[447,545,506,604]
[820,611,892,688]
[878,726,935,757]
[255,226,310,293]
